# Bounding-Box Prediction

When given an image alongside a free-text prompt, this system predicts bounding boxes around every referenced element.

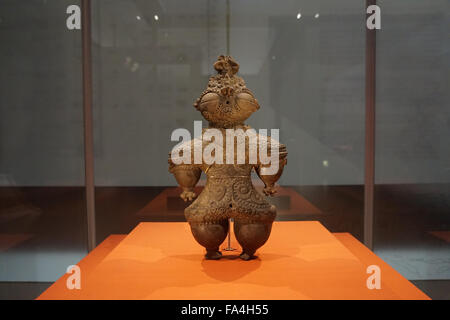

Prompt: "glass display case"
[0,0,448,300]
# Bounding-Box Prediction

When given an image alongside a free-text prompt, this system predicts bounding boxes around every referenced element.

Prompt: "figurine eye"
[199,93,219,111]
[236,92,259,111]
[200,92,219,103]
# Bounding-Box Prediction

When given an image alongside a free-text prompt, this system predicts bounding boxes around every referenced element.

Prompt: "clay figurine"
[169,56,287,260]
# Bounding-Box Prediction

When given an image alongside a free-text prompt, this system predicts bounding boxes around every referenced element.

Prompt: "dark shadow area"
[0,282,52,300]
[412,280,450,300]
[0,187,87,252]
[374,184,450,280]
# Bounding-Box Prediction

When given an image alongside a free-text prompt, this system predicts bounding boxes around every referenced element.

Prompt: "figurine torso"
[186,161,275,225]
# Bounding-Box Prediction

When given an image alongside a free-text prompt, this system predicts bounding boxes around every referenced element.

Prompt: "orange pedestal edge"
[38,221,429,300]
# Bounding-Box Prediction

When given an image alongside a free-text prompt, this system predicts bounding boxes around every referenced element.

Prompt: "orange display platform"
[38,221,429,300]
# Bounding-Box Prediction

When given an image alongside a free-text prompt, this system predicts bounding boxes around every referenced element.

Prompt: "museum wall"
[0,0,87,281]
[1,1,447,187]
[375,0,450,185]
[372,0,450,280]
[0,1,85,186]
[91,0,366,187]
[89,0,448,187]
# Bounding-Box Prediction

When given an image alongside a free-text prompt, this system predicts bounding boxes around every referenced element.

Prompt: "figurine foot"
[189,220,229,258]
[234,220,273,259]
[239,251,256,261]
[205,250,222,260]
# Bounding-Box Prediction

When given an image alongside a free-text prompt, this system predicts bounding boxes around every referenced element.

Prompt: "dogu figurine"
[169,56,287,260]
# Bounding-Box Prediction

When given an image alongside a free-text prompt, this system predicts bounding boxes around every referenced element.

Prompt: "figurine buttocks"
[168,56,287,260]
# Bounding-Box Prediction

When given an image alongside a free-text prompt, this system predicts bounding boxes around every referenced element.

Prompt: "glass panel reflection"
[374,0,450,280]
[92,0,365,243]
[0,0,87,282]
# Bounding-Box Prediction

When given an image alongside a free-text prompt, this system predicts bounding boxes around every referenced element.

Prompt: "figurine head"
[193,55,260,128]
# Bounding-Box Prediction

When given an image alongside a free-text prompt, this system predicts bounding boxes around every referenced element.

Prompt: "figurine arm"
[255,143,287,196]
[169,162,202,202]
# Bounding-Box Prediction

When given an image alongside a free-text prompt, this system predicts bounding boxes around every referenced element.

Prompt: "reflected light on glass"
[296,13,301,20]
[131,62,139,72]
[154,15,159,21]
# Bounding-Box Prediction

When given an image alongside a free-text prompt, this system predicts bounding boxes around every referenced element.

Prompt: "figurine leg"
[234,219,273,260]
[189,219,229,260]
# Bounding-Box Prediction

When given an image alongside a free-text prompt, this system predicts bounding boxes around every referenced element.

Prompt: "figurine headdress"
[213,55,239,76]
[194,55,248,110]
